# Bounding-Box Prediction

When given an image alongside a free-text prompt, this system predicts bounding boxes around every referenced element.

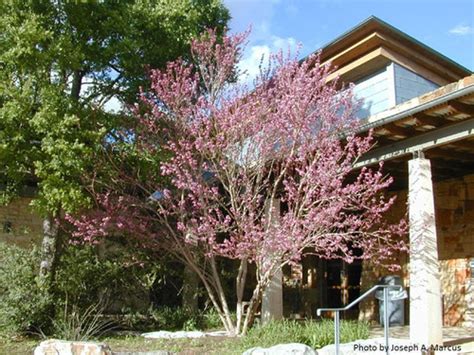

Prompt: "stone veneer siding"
[360,173,474,327]
[0,197,43,247]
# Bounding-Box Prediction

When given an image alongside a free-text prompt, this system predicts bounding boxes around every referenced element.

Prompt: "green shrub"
[0,243,53,336]
[120,306,226,332]
[0,241,160,337]
[54,245,124,310]
[0,242,226,337]
[149,307,193,330]
[119,306,192,331]
[239,319,370,351]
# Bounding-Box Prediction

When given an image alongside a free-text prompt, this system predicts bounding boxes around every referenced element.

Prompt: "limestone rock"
[34,339,112,355]
[141,330,230,339]
[242,343,317,355]
[141,330,206,339]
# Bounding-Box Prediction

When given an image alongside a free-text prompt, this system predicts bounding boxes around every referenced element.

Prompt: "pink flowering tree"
[67,30,407,335]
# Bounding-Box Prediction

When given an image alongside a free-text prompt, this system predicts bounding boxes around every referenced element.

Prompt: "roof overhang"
[313,16,472,85]
[354,75,474,176]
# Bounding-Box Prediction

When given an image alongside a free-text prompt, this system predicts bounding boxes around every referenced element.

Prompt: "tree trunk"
[241,283,263,335]
[39,216,61,286]
[70,70,83,100]
[235,258,248,334]
[182,264,199,312]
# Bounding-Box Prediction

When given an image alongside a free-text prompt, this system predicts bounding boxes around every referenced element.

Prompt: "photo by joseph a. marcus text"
[353,343,463,353]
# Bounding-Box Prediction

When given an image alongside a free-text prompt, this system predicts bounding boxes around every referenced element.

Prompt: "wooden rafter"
[448,140,474,150]
[412,113,441,127]
[448,100,474,115]
[383,123,412,137]
[426,148,474,161]
[356,118,474,167]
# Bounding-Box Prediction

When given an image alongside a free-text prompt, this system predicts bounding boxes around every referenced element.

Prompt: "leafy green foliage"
[55,242,171,313]
[0,243,53,336]
[0,241,168,337]
[121,307,226,331]
[54,244,126,310]
[0,0,229,215]
[239,319,370,350]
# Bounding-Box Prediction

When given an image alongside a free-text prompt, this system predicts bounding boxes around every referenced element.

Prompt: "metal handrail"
[317,284,403,355]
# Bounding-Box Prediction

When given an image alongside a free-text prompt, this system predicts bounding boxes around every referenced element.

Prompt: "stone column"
[408,155,443,346]
[261,198,283,324]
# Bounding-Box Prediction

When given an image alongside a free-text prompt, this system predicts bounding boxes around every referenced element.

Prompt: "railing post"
[317,285,404,355]
[383,287,390,355]
[335,311,340,355]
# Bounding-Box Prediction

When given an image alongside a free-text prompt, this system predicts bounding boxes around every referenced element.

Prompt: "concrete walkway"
[367,326,474,354]
[369,326,473,344]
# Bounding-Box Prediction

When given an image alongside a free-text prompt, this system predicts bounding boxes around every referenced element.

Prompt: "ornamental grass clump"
[50,300,116,341]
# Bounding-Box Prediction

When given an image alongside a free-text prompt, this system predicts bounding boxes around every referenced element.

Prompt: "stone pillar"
[262,268,283,324]
[261,198,283,324]
[408,155,443,346]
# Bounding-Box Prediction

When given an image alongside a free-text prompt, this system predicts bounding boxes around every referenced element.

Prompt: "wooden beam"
[355,118,474,167]
[321,32,381,68]
[326,48,387,82]
[426,149,474,162]
[448,100,474,115]
[448,140,474,150]
[430,158,474,171]
[373,135,398,147]
[384,124,413,137]
[412,113,442,127]
[380,47,450,87]
[377,33,461,84]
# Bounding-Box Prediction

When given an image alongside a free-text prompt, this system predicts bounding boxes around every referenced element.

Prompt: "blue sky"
[224,0,473,80]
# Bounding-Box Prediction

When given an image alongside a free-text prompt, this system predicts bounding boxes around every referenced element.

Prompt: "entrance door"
[325,259,362,319]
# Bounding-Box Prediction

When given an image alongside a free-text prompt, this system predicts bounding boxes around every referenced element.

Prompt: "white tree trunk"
[39,215,60,285]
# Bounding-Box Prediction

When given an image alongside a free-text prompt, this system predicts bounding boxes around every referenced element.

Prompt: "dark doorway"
[325,259,362,319]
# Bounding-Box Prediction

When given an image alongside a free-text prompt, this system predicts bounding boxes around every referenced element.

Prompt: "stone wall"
[360,173,474,327]
[0,197,43,247]
[435,174,474,327]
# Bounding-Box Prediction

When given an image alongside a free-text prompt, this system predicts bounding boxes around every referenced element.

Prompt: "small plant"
[200,308,224,330]
[51,299,116,341]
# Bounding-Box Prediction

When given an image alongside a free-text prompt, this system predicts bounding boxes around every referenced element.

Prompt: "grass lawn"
[105,335,241,354]
[0,319,370,354]
[0,334,242,354]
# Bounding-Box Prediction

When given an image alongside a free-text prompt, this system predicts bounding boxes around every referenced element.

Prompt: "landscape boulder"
[34,339,112,355]
[141,330,229,339]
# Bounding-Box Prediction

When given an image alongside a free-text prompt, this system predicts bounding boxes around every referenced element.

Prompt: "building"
[262,16,473,346]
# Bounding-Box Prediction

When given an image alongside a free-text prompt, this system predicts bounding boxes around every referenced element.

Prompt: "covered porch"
[356,75,474,346]
[261,75,474,348]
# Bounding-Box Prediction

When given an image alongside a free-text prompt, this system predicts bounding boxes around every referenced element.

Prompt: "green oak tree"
[0,0,229,286]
